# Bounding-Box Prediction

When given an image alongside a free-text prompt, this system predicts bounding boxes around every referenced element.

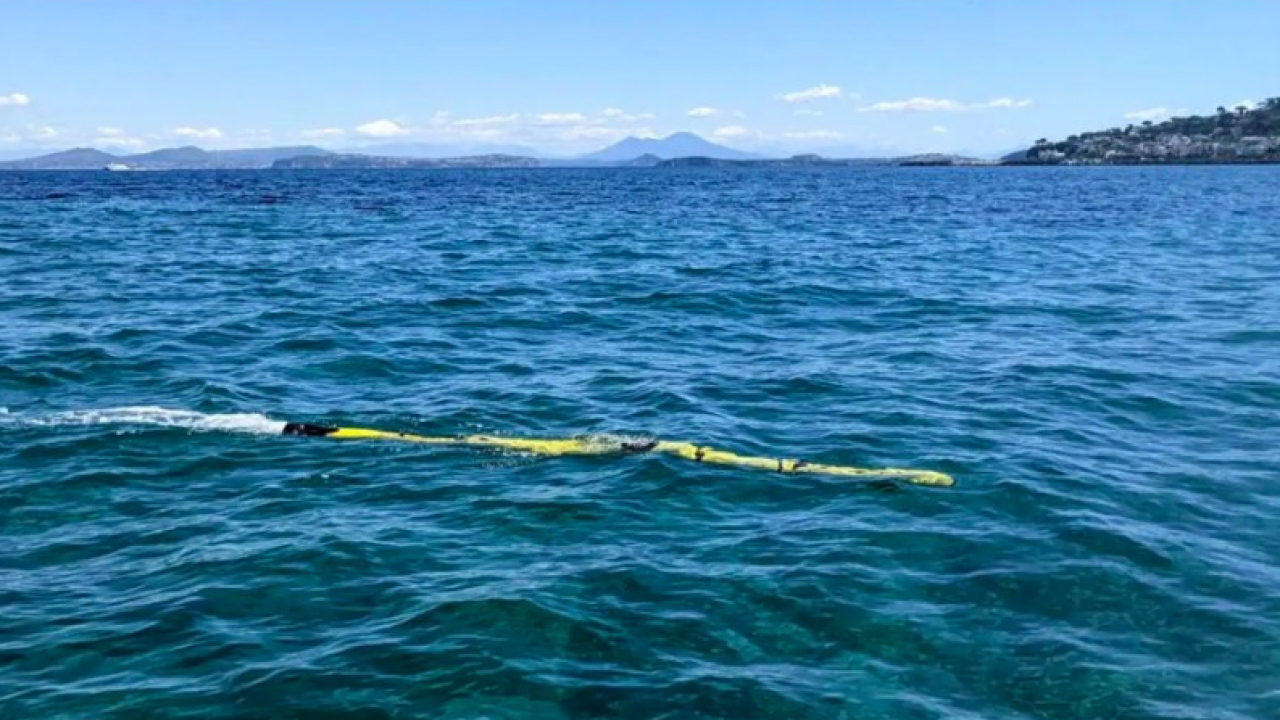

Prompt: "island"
[657,153,994,168]
[0,145,333,171]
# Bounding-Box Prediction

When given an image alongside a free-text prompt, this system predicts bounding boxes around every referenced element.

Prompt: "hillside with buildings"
[1020,98,1280,164]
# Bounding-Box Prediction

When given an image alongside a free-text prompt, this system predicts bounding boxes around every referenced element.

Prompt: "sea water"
[1,167,1278,718]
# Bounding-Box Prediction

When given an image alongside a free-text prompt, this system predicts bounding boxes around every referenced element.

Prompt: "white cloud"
[535,112,587,125]
[31,126,59,140]
[859,97,966,112]
[90,126,145,148]
[793,108,825,118]
[568,125,658,142]
[385,107,661,152]
[237,129,275,146]
[687,106,719,118]
[983,97,1033,109]
[172,126,223,140]
[308,109,655,154]
[302,127,345,138]
[453,114,520,127]
[779,84,842,103]
[0,92,31,107]
[712,125,749,138]
[1122,107,1184,121]
[0,130,20,143]
[598,108,654,122]
[520,123,657,147]
[94,134,146,149]
[355,119,409,137]
[781,130,844,140]
[859,96,1032,112]
[932,125,949,134]
[556,125,629,141]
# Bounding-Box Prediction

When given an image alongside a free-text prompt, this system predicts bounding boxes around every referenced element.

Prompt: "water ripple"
[2,168,1278,719]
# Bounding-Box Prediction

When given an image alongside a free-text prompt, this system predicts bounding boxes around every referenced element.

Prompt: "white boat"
[104,163,132,171]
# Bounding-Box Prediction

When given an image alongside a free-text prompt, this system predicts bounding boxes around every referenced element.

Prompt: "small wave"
[582,432,658,451]
[7,406,286,435]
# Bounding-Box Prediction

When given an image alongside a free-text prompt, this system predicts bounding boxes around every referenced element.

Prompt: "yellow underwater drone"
[281,422,955,488]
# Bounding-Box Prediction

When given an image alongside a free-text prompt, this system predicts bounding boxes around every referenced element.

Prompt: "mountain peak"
[579,132,761,162]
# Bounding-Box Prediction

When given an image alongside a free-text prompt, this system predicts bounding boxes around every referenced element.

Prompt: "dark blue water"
[2,168,1278,719]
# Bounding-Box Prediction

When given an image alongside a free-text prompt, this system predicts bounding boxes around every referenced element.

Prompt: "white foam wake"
[11,406,287,435]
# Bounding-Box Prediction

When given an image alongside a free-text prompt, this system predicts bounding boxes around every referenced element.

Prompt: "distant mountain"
[752,140,906,161]
[0,147,120,170]
[122,146,213,167]
[273,153,540,169]
[127,145,332,169]
[621,153,663,167]
[211,146,334,165]
[895,153,993,166]
[0,145,333,170]
[659,154,886,168]
[656,153,992,168]
[579,132,762,162]
[347,142,541,159]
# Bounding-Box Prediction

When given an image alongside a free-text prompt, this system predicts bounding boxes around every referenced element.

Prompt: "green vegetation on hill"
[1024,98,1280,164]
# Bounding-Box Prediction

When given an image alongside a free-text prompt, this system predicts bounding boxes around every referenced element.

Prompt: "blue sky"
[2,0,1277,157]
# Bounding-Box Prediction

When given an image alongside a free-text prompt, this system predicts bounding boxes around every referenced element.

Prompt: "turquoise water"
[2,167,1278,719]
